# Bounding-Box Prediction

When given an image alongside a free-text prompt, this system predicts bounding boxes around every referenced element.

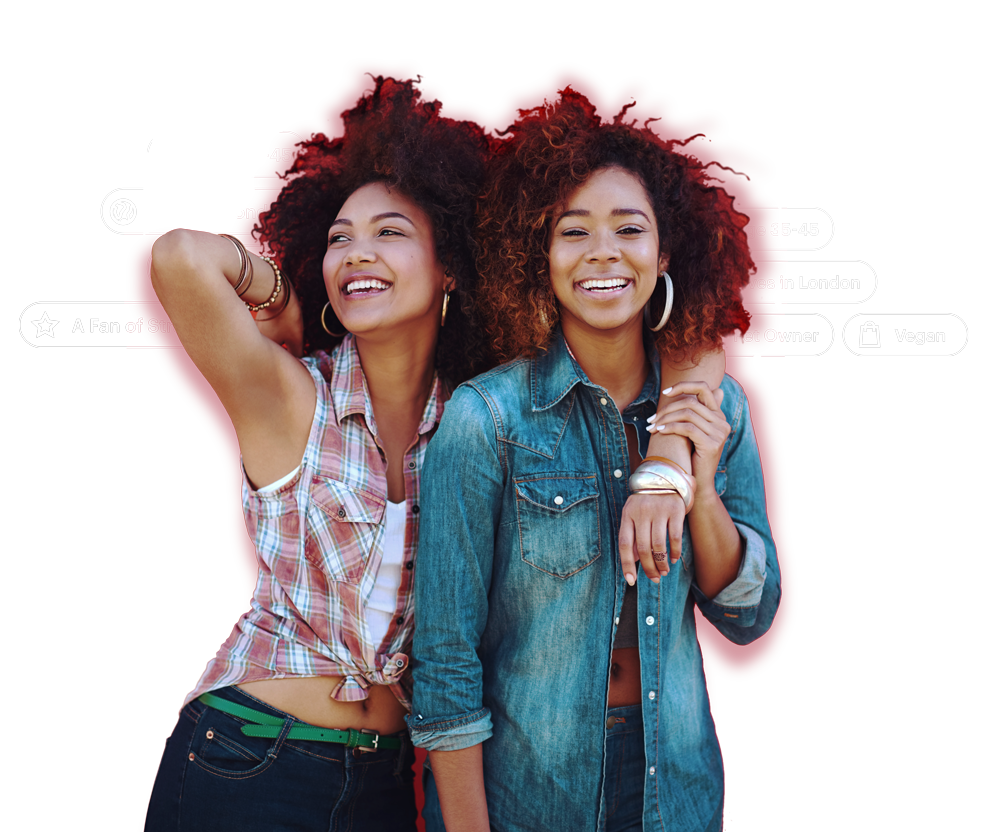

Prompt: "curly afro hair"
[254,76,494,384]
[475,87,754,363]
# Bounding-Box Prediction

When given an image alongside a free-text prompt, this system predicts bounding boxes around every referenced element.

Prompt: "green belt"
[197,692,403,751]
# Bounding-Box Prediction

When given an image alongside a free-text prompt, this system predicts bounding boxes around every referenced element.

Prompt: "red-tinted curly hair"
[475,88,754,362]
[254,77,494,384]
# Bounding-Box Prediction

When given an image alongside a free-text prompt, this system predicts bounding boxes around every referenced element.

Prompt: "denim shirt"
[408,334,780,832]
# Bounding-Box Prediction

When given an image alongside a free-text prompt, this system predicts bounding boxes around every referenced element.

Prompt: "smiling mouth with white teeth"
[578,277,630,293]
[344,278,391,295]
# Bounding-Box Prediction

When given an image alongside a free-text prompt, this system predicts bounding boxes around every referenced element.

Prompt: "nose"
[344,239,376,265]
[587,229,621,262]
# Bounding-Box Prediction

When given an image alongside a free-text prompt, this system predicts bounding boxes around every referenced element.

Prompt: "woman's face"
[323,182,451,338]
[548,166,666,339]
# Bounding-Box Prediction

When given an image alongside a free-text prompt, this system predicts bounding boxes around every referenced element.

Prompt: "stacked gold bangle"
[219,233,253,296]
[247,255,283,313]
[217,234,285,314]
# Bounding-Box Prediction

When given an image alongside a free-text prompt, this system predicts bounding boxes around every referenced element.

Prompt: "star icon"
[31,311,59,338]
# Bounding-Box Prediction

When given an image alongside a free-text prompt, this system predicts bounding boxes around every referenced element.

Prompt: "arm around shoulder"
[692,379,781,645]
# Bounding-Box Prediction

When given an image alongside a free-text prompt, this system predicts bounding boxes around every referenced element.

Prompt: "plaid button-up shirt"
[187,335,446,710]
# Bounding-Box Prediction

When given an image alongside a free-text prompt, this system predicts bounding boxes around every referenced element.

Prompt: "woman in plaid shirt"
[144,77,492,832]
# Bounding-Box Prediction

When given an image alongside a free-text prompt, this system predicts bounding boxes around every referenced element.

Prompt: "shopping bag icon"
[860,321,880,348]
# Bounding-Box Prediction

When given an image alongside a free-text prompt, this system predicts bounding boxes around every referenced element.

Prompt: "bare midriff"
[607,647,643,707]
[238,675,409,735]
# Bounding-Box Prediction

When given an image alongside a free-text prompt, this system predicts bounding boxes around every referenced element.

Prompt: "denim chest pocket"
[514,473,601,578]
[305,477,385,584]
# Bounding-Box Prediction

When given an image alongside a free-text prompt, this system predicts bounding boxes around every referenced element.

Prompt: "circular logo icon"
[110,198,138,225]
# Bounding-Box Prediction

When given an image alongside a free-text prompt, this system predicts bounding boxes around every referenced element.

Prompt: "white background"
[6,1,996,829]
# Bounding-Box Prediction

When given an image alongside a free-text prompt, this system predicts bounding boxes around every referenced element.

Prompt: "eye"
[328,232,349,246]
[618,225,645,236]
[559,228,588,237]
[377,227,403,237]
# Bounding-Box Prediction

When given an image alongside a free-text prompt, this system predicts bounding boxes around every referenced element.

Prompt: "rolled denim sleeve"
[407,385,504,751]
[692,377,781,644]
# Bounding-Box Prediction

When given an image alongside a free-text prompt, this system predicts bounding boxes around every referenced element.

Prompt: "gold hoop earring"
[440,292,451,327]
[321,302,346,337]
[644,272,674,332]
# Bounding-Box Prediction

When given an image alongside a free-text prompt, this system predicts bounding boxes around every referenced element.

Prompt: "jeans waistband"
[196,686,408,750]
[604,703,643,735]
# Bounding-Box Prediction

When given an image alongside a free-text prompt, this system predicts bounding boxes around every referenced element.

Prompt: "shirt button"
[600,397,608,406]
[405,561,414,570]
[337,508,346,518]
[396,616,404,625]
[649,766,656,776]
[614,616,620,625]
[554,495,564,506]
[646,616,655,625]
[648,691,656,700]
[408,461,415,469]
[614,469,623,478]
[412,505,420,514]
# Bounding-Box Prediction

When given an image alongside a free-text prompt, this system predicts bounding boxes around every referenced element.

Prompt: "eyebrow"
[555,207,652,223]
[329,211,416,229]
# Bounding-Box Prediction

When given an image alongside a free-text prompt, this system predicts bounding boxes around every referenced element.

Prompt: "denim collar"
[530,327,662,413]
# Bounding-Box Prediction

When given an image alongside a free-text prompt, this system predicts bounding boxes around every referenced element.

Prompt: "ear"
[658,252,670,274]
[443,268,457,294]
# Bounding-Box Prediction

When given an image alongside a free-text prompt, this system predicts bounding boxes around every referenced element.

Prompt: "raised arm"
[618,346,726,585]
[150,230,315,487]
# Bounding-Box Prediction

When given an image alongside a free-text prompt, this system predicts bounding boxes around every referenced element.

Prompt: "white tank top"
[366,500,406,646]
[259,470,405,648]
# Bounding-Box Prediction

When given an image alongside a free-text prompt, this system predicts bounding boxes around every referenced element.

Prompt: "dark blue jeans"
[598,704,645,832]
[145,685,417,832]
[421,704,646,832]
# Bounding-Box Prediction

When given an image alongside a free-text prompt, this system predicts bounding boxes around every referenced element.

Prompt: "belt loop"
[269,715,296,759]
[392,732,411,777]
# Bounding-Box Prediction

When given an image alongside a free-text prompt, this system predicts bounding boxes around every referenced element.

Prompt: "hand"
[254,281,304,357]
[618,491,685,585]
[648,382,730,505]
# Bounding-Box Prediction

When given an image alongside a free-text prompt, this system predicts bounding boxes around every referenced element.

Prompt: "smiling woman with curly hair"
[475,87,752,364]
[410,89,780,832]
[143,77,491,832]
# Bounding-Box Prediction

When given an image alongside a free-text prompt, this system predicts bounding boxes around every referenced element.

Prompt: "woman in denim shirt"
[409,90,781,832]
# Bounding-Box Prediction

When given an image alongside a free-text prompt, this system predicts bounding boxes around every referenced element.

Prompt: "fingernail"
[625,573,636,586]
[652,577,660,584]
[662,386,672,395]
[645,425,655,432]
[646,414,656,423]
[656,425,667,432]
